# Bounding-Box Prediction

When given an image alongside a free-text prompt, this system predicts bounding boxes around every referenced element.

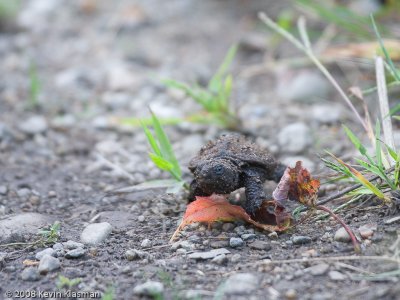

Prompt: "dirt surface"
[0,0,400,299]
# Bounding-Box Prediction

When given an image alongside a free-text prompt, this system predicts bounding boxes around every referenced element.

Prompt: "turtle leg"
[242,168,267,216]
[188,179,210,202]
[271,162,287,183]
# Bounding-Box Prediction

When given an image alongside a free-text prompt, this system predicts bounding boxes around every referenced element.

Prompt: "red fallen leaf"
[170,195,290,242]
[287,161,320,206]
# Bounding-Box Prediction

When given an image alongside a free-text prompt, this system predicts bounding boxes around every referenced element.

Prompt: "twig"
[317,205,360,253]
[258,12,368,133]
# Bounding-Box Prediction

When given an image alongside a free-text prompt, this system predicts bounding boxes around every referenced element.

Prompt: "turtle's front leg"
[242,168,267,216]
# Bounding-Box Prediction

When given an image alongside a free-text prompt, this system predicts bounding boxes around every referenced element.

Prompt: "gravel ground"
[0,0,399,299]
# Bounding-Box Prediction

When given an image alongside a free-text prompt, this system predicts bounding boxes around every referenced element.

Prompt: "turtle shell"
[189,134,277,173]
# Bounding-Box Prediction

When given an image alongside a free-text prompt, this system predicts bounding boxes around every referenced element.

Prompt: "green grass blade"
[141,122,161,157]
[208,45,237,93]
[150,111,181,179]
[149,153,174,171]
[370,14,400,81]
[342,125,373,164]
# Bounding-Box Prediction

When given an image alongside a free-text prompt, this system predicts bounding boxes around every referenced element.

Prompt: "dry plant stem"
[258,12,368,133]
[376,56,396,153]
[317,205,361,253]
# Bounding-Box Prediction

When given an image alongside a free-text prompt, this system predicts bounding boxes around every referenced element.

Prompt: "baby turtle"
[188,134,286,216]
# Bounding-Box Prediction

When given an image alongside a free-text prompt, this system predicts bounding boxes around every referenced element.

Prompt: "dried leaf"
[287,161,320,206]
[170,195,290,241]
[23,259,39,266]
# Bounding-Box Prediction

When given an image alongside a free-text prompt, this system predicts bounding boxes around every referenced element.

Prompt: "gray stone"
[211,254,228,265]
[222,223,235,232]
[62,240,83,250]
[171,240,193,251]
[0,185,8,195]
[384,215,400,225]
[138,215,145,222]
[188,248,230,260]
[231,253,241,263]
[125,249,150,261]
[277,70,330,103]
[133,281,164,297]
[141,238,151,248]
[249,241,271,251]
[210,240,229,248]
[65,248,85,259]
[328,270,347,281]
[306,263,330,276]
[359,223,377,239]
[234,225,246,234]
[229,237,244,248]
[21,267,40,281]
[35,248,56,260]
[312,104,342,124]
[81,222,112,245]
[334,227,351,243]
[221,273,259,295]
[268,232,279,240]
[292,235,312,245]
[0,213,55,243]
[50,114,76,130]
[19,116,48,135]
[241,233,256,241]
[278,123,312,154]
[38,255,60,274]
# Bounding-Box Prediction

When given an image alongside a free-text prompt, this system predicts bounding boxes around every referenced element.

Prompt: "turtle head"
[195,158,240,194]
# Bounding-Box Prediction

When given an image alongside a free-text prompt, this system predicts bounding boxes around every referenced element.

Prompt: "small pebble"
[35,248,56,260]
[0,185,8,195]
[211,254,228,265]
[65,248,86,259]
[141,239,151,248]
[359,223,377,239]
[222,223,235,231]
[231,253,241,263]
[334,227,351,243]
[268,232,278,240]
[285,289,297,300]
[81,222,113,245]
[249,241,271,251]
[63,240,84,250]
[38,255,61,274]
[229,237,244,248]
[241,233,256,241]
[328,270,347,281]
[210,240,229,248]
[306,263,329,276]
[292,236,312,245]
[138,215,145,222]
[133,281,164,296]
[48,191,57,198]
[21,267,40,281]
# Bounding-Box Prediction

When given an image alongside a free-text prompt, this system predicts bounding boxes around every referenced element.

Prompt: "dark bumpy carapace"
[188,134,286,216]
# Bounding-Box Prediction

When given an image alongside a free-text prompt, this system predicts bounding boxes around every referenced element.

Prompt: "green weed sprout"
[162,45,240,130]
[56,275,82,289]
[142,110,187,193]
[38,221,61,245]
